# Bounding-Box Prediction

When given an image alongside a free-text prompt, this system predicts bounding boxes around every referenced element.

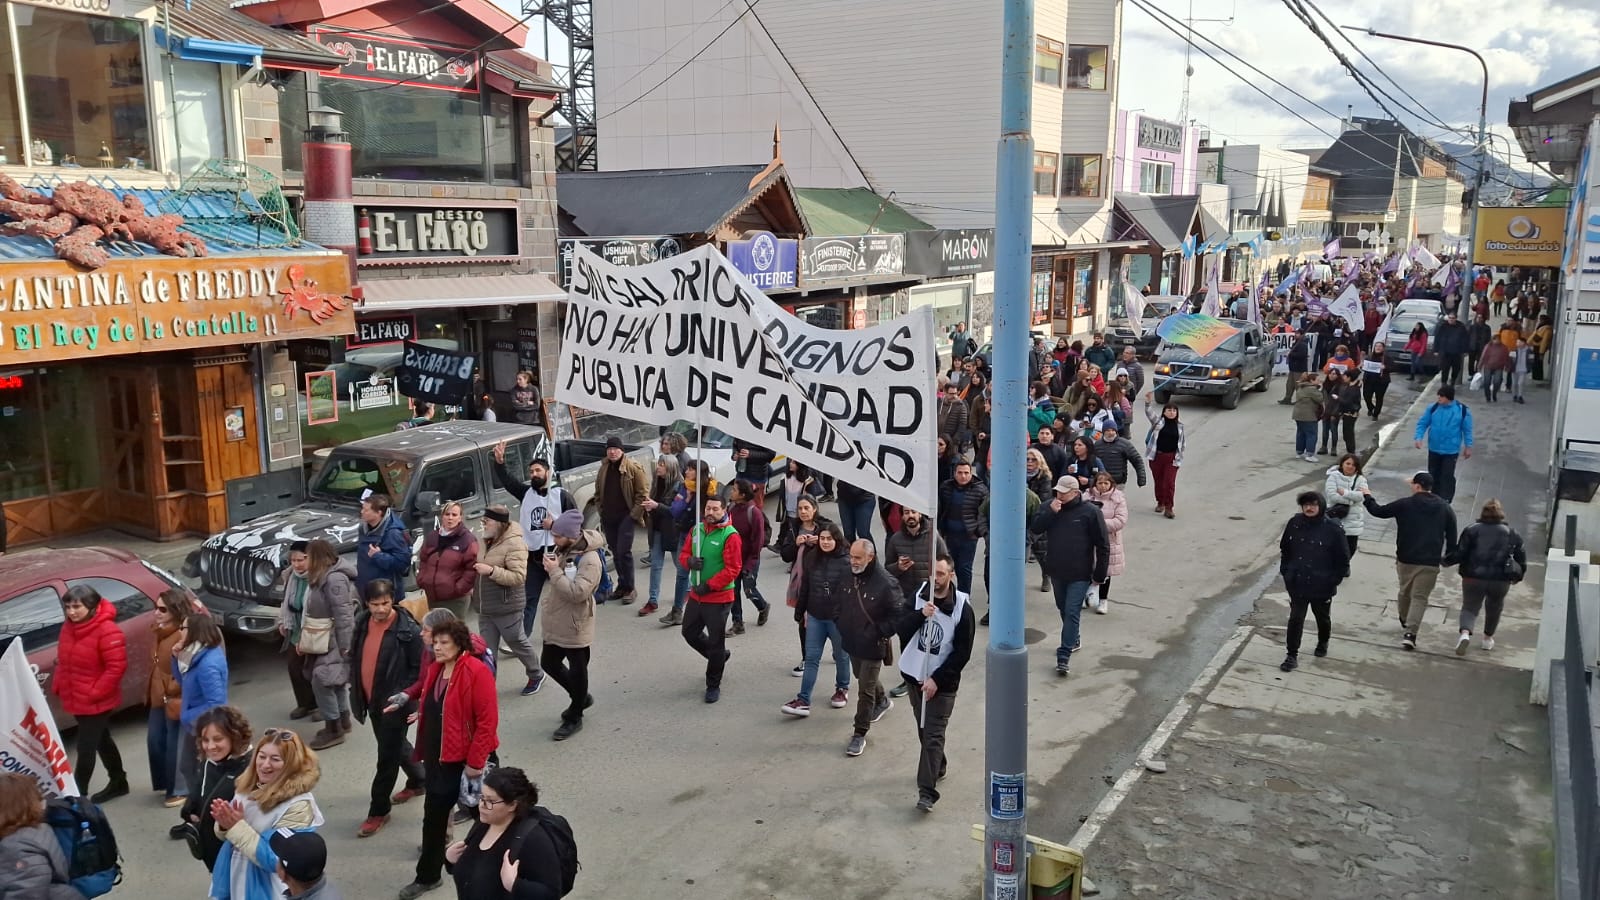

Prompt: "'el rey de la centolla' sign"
[0,253,356,365]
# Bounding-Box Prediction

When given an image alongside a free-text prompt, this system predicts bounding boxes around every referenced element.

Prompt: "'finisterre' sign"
[0,252,356,365]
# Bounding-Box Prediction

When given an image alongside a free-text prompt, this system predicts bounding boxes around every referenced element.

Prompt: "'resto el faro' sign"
[0,253,355,365]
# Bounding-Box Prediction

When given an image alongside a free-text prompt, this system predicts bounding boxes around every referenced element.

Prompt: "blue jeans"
[1052,580,1091,665]
[1294,421,1317,456]
[145,708,185,798]
[522,563,550,636]
[1409,353,1424,378]
[648,531,688,610]
[838,498,876,545]
[947,534,979,595]
[798,616,851,705]
[732,558,769,624]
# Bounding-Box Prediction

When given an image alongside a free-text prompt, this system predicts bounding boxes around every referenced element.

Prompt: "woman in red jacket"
[53,584,130,802]
[417,502,479,619]
[390,618,499,900]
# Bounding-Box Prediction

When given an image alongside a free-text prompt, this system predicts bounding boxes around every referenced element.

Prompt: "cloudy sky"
[1120,0,1599,165]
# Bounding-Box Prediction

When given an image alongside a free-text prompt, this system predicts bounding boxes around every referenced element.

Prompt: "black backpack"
[529,806,579,896]
[45,795,122,897]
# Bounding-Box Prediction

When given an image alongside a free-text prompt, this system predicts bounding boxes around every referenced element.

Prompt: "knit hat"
[605,435,624,450]
[552,509,584,539]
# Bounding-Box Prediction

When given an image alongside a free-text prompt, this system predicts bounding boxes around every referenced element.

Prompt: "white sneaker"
[1481,636,1495,651]
[1455,631,1470,656]
[1095,600,1108,615]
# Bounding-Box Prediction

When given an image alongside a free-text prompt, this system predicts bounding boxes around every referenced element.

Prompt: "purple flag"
[1442,264,1460,299]
[1324,238,1341,258]
[1342,257,1358,280]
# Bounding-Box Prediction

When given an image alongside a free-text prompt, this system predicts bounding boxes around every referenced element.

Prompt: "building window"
[1072,255,1095,319]
[1061,154,1102,198]
[1031,271,1051,326]
[488,94,522,185]
[2,8,152,168]
[1066,45,1108,90]
[1139,161,1173,194]
[1034,36,1062,87]
[1033,151,1057,196]
[1342,222,1366,238]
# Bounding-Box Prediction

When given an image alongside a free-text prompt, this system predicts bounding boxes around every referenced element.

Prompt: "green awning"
[795,188,931,236]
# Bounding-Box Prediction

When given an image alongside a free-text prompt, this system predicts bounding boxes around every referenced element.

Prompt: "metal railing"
[1551,563,1600,900]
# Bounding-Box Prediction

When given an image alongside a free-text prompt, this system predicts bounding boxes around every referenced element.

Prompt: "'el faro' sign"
[0,253,355,365]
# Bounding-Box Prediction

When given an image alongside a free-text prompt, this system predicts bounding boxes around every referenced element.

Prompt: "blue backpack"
[588,548,614,602]
[46,795,121,897]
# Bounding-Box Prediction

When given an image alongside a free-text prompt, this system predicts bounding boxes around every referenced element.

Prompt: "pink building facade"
[1112,111,1201,195]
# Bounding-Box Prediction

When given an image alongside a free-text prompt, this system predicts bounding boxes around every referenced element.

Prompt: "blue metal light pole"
[984,0,1033,896]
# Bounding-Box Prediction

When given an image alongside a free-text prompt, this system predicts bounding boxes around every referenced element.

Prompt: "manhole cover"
[1024,628,1047,645]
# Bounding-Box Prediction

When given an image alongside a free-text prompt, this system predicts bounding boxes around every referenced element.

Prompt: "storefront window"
[278,71,308,171]
[171,58,227,176]
[1073,255,1096,319]
[488,93,519,184]
[10,7,150,167]
[322,79,485,182]
[297,308,465,457]
[1031,271,1051,326]
[0,367,100,502]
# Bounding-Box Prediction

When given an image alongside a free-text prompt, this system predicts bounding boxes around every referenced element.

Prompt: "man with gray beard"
[836,541,905,757]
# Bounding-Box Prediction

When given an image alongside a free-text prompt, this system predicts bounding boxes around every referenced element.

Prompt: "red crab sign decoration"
[0,176,206,269]
[279,263,348,323]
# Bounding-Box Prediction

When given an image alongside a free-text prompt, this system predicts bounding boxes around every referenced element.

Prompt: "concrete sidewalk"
[1081,377,1557,899]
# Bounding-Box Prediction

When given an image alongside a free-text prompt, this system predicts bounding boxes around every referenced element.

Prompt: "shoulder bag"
[852,579,895,665]
[297,615,333,655]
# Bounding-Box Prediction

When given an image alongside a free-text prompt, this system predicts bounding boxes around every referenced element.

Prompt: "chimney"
[302,105,361,300]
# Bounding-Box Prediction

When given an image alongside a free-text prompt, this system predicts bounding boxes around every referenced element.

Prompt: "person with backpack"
[0,773,84,900]
[541,511,602,741]
[1413,383,1474,503]
[209,727,325,900]
[53,583,130,803]
[472,507,542,698]
[1453,499,1527,656]
[444,767,574,899]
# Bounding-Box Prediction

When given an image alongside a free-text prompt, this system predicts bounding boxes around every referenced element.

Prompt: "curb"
[1361,373,1440,471]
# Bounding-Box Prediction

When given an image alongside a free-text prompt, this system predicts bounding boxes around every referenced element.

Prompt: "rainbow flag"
[1156,314,1242,356]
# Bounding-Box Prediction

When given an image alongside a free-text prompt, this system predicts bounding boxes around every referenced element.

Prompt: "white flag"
[1200,259,1222,317]
[1329,282,1363,330]
[1122,278,1144,336]
[0,641,78,797]
[1413,242,1441,271]
[558,244,938,510]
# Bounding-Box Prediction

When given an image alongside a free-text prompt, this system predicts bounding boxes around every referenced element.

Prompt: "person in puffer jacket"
[285,540,359,752]
[416,502,478,618]
[472,508,540,697]
[1451,499,1527,656]
[1094,423,1147,488]
[1323,453,1370,557]
[540,512,603,741]
[53,582,129,801]
[1276,491,1350,673]
[0,773,83,900]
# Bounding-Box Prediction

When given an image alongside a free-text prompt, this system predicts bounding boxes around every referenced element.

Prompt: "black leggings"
[1362,381,1388,416]
[72,712,126,793]
[416,760,467,886]
[1098,578,1112,600]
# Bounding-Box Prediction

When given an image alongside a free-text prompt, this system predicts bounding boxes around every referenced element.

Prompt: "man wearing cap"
[593,436,648,604]
[1361,473,1458,651]
[473,505,543,696]
[1118,346,1145,397]
[1413,383,1474,503]
[541,508,603,740]
[1030,477,1109,677]
[270,830,343,899]
[679,496,742,703]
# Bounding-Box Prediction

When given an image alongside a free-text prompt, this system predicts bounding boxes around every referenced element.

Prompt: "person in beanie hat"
[593,436,648,603]
[540,509,602,740]
[270,830,342,899]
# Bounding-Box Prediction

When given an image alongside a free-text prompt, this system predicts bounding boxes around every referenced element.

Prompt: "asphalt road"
[89,369,1429,900]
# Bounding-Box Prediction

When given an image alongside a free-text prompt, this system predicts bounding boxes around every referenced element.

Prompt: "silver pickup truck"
[186,420,651,636]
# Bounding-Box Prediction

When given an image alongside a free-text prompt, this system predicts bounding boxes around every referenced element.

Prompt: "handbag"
[852,580,895,665]
[1327,503,1349,519]
[297,616,333,655]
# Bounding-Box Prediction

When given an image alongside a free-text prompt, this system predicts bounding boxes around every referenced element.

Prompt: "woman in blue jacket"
[174,613,230,796]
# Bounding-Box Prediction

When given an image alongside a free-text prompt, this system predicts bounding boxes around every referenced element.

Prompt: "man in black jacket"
[348,580,425,838]
[937,462,989,594]
[1030,477,1109,677]
[730,439,775,505]
[1094,424,1148,487]
[895,554,974,812]
[1433,311,1470,387]
[1465,313,1493,377]
[1361,472,1458,651]
[837,540,906,758]
[1277,491,1350,672]
[1280,332,1314,403]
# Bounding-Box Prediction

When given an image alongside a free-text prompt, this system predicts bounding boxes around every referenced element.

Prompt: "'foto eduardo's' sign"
[0,253,356,366]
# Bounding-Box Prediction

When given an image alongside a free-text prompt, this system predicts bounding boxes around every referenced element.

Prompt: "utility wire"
[598,0,764,121]
[322,9,543,96]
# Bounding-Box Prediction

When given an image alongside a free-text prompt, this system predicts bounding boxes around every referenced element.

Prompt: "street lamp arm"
[1340,25,1488,115]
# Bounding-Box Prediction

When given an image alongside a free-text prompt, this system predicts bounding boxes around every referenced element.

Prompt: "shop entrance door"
[102,368,162,535]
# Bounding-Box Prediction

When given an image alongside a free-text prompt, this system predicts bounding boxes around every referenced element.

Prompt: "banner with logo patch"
[0,641,77,797]
[558,243,938,510]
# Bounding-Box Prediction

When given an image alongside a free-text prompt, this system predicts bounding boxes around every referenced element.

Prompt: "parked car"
[186,421,652,636]
[1392,299,1444,321]
[1109,295,1183,359]
[1152,319,1273,409]
[1383,313,1442,371]
[0,547,193,729]
[1186,282,1246,312]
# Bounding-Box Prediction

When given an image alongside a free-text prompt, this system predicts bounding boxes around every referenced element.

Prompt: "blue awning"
[154,26,262,67]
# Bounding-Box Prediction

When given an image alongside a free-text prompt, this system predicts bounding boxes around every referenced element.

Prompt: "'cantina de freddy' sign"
[0,253,356,366]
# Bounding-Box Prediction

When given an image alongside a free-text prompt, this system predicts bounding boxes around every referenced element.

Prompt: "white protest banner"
[0,641,77,797]
[1328,282,1363,331]
[558,243,938,510]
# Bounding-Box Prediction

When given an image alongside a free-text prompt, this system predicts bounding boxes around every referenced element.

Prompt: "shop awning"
[358,272,565,311]
[157,0,345,71]
[484,50,563,99]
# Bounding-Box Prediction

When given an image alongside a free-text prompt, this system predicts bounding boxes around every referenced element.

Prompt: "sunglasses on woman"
[260,728,300,744]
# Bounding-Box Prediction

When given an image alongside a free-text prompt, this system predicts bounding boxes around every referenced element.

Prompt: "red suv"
[0,547,194,729]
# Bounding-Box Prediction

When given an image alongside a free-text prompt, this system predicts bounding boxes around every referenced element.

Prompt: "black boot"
[90,777,129,804]
[1279,654,1298,672]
